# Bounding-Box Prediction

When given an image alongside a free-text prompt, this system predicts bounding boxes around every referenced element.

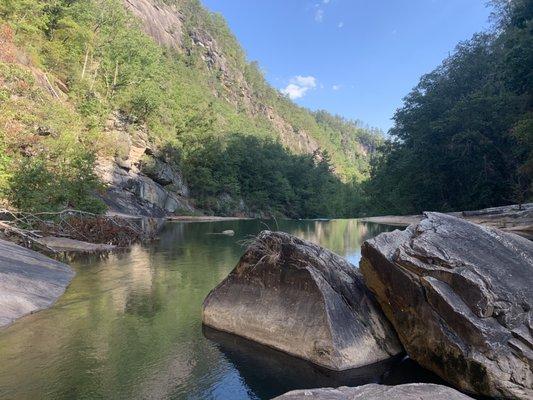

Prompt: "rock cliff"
[95,113,193,217]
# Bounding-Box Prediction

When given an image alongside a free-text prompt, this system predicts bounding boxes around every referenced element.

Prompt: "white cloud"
[314,8,324,22]
[332,84,341,91]
[281,75,317,100]
[337,21,344,28]
[294,75,317,87]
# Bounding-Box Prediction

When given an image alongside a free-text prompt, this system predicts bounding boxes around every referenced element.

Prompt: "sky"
[201,0,492,132]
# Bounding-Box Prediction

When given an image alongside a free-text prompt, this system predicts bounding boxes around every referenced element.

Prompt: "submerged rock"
[273,383,474,399]
[202,231,402,371]
[0,239,75,327]
[360,212,533,399]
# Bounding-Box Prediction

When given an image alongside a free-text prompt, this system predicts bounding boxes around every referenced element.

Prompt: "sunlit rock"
[361,212,533,399]
[273,383,474,399]
[0,239,75,327]
[202,231,402,370]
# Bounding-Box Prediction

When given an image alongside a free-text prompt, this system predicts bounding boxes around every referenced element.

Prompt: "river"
[0,219,440,400]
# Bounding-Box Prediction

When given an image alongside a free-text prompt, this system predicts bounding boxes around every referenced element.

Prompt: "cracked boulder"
[360,212,533,399]
[202,231,402,371]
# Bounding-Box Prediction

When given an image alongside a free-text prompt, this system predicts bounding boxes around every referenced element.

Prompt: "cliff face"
[123,0,321,155]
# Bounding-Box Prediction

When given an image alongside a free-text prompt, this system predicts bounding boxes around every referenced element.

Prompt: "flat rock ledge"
[202,231,402,371]
[273,383,474,399]
[360,212,533,399]
[0,239,75,328]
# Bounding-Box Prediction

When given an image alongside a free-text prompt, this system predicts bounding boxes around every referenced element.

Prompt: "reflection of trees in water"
[0,219,398,400]
[284,220,395,263]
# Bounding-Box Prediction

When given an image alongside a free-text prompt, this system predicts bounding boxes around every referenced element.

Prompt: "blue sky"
[201,0,492,132]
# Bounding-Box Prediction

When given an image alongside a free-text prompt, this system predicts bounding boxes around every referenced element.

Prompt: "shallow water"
[0,219,440,400]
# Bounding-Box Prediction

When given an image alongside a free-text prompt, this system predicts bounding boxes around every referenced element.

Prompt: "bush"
[7,153,105,213]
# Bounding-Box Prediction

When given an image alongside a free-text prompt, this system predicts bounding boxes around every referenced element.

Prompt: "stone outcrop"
[360,203,533,239]
[360,212,533,399]
[95,113,193,217]
[273,383,474,400]
[122,0,323,156]
[202,231,402,371]
[0,239,75,327]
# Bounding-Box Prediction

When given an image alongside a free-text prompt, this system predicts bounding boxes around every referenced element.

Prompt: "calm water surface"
[0,219,438,400]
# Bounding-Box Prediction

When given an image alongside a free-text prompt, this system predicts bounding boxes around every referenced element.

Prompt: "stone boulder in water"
[273,383,474,400]
[360,212,533,399]
[0,239,75,327]
[202,231,402,371]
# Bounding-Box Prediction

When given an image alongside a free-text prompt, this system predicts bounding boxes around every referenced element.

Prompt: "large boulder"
[360,212,533,399]
[202,231,402,371]
[0,239,75,327]
[273,383,474,400]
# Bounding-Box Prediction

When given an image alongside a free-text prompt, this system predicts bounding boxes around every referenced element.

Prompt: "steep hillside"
[0,0,381,218]
[124,0,380,178]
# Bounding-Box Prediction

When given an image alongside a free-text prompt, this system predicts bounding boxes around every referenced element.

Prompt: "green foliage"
[182,134,363,218]
[7,154,105,213]
[0,60,105,213]
[0,0,382,217]
[366,0,532,214]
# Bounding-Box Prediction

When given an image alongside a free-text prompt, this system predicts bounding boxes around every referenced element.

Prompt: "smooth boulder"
[360,212,533,399]
[202,231,402,371]
[0,239,75,327]
[273,383,474,400]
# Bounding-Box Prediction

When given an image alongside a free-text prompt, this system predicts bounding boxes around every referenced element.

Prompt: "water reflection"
[0,219,407,400]
[203,327,402,400]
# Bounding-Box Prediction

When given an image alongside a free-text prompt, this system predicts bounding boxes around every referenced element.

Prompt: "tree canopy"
[365,0,532,214]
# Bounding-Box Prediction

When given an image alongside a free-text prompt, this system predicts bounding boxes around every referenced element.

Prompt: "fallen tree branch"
[0,209,152,248]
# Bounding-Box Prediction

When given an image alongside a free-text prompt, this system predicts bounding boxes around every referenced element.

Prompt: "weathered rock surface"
[94,113,193,217]
[202,231,402,371]
[360,212,533,399]
[0,239,75,327]
[360,203,533,239]
[273,383,474,400]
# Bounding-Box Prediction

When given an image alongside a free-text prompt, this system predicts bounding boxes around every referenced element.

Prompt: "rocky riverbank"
[360,203,533,239]
[0,239,74,328]
[203,212,533,399]
[361,212,533,399]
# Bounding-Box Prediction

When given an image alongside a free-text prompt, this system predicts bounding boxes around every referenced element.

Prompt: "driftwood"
[0,209,150,252]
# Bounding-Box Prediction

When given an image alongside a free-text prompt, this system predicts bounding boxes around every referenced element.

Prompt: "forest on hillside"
[0,0,380,218]
[0,0,531,218]
[366,0,532,214]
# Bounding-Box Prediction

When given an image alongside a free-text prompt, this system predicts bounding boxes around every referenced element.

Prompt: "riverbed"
[0,219,440,400]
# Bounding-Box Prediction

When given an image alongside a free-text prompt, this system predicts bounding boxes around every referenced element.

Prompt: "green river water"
[0,219,440,400]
